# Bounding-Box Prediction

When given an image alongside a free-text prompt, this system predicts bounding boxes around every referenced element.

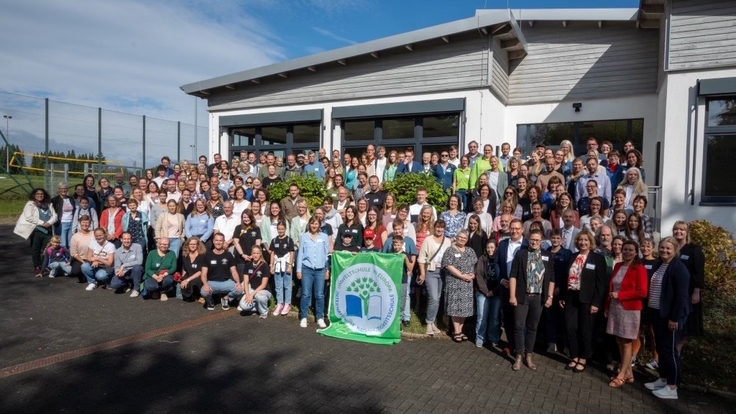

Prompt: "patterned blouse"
[440,210,467,239]
[526,249,545,294]
[568,253,587,291]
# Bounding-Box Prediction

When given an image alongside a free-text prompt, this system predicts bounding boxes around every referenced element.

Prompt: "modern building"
[182,0,736,234]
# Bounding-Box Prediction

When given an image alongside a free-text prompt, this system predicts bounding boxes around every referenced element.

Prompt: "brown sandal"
[609,377,626,388]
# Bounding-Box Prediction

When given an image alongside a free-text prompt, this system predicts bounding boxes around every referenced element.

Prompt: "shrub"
[267,175,326,212]
[382,173,448,212]
[689,220,736,293]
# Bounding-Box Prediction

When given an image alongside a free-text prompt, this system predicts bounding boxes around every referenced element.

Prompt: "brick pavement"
[0,226,731,413]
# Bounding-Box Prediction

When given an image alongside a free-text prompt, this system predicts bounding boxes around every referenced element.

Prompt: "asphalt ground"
[0,226,731,413]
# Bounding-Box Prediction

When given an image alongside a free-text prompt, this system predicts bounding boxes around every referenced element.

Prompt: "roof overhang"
[637,0,664,29]
[181,9,527,97]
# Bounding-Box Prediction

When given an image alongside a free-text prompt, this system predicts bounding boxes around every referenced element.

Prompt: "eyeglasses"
[529,238,543,243]
[441,154,449,157]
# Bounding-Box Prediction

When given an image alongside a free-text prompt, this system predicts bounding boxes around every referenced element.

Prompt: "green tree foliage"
[267,175,327,212]
[382,173,448,212]
[0,144,24,174]
[689,220,736,293]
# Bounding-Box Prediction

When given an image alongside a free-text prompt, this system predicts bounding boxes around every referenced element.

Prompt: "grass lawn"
[0,174,45,220]
[681,290,736,392]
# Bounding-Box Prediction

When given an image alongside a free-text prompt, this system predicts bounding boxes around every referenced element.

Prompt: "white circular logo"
[333,263,398,335]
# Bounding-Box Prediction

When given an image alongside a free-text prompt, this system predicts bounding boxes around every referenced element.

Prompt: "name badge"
[248,269,253,274]
[134,217,140,221]
[645,265,652,270]
[542,256,549,261]
[192,264,198,268]
[274,243,280,248]
[680,255,689,260]
[585,263,595,270]
[210,260,217,264]
[454,253,461,258]
[352,229,358,234]
[130,255,135,260]
[317,239,323,243]
[201,218,207,223]
[155,263,160,268]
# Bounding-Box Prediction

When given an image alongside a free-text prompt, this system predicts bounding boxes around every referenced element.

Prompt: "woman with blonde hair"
[617,167,648,209]
[560,140,576,165]
[384,150,399,183]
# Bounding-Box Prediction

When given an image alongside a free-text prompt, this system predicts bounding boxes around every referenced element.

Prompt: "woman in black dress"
[180,237,206,301]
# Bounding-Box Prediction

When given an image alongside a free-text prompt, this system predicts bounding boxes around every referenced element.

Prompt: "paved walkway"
[0,226,730,413]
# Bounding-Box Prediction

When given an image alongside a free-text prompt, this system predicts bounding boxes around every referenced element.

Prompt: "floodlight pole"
[3,115,11,172]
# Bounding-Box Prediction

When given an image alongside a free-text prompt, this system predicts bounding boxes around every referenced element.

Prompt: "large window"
[703,99,736,203]
[228,122,320,161]
[516,119,644,157]
[341,113,460,159]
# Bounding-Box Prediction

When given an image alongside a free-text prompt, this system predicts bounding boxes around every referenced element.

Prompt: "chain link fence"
[0,90,207,192]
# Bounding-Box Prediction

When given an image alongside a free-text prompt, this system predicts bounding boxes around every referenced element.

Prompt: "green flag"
[318,251,403,345]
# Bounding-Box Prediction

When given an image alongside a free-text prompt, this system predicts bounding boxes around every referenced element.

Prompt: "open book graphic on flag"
[346,293,382,320]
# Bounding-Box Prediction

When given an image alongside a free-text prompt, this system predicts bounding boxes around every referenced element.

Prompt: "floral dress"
[440,210,467,239]
[441,245,478,317]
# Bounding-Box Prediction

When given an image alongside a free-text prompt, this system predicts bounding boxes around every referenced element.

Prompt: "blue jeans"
[456,190,471,213]
[476,292,502,345]
[203,279,243,299]
[425,270,443,324]
[81,262,111,285]
[55,221,73,248]
[168,238,182,259]
[402,274,411,322]
[48,261,72,277]
[144,275,175,295]
[274,271,292,305]
[110,265,144,292]
[300,267,325,319]
[238,290,272,316]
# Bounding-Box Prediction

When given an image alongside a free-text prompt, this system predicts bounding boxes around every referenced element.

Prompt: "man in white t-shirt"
[213,201,238,252]
[409,187,437,224]
[81,229,116,291]
[373,145,388,183]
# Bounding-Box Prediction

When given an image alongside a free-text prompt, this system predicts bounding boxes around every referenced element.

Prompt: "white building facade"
[183,0,736,234]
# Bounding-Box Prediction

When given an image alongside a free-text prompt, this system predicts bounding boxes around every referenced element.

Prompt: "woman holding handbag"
[417,220,452,336]
[605,240,648,387]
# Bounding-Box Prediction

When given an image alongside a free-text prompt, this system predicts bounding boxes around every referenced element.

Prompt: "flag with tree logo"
[318,251,403,345]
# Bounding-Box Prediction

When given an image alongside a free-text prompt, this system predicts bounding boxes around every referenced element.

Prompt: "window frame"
[228,122,322,160]
[701,97,736,205]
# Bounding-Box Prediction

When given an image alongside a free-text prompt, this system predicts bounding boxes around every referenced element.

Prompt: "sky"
[0,0,639,167]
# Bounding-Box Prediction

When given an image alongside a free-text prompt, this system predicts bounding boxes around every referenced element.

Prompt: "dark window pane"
[382,118,416,139]
[230,128,256,146]
[293,123,320,144]
[423,115,459,138]
[705,134,736,198]
[261,126,287,145]
[343,120,375,141]
[520,122,575,155]
[708,99,736,126]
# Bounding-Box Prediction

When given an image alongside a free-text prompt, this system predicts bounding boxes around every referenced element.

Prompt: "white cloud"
[312,27,357,45]
[0,0,285,166]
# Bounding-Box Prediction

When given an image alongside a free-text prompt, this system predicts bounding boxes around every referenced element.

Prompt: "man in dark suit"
[396,148,422,174]
[497,218,528,352]
[508,229,556,371]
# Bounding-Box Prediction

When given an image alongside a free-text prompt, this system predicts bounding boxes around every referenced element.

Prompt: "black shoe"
[205,297,215,311]
[402,320,410,327]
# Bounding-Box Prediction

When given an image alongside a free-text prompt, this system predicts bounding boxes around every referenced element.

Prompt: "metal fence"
[0,90,207,190]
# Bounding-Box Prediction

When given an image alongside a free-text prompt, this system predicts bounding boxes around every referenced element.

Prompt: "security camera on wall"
[572,103,582,112]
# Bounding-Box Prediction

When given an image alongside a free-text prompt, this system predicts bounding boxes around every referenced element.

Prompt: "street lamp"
[3,115,11,173]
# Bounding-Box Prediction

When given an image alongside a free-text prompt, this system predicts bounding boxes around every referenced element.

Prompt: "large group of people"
[15,138,703,400]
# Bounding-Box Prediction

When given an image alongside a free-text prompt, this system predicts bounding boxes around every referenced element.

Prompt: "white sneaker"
[645,378,668,390]
[300,318,308,328]
[317,318,327,329]
[652,386,678,400]
[85,283,96,291]
[130,290,140,298]
[646,359,659,370]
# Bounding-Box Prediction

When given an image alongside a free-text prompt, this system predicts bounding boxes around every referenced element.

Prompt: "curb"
[681,384,736,401]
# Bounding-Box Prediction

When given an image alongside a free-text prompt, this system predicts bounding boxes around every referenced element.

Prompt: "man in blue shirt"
[302,151,325,180]
[433,150,456,191]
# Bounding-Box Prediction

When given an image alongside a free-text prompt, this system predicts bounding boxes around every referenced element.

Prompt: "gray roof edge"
[477,8,640,22]
[181,10,513,94]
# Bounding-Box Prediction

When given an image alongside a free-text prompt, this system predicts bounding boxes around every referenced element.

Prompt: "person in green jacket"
[143,237,177,301]
[469,144,493,189]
